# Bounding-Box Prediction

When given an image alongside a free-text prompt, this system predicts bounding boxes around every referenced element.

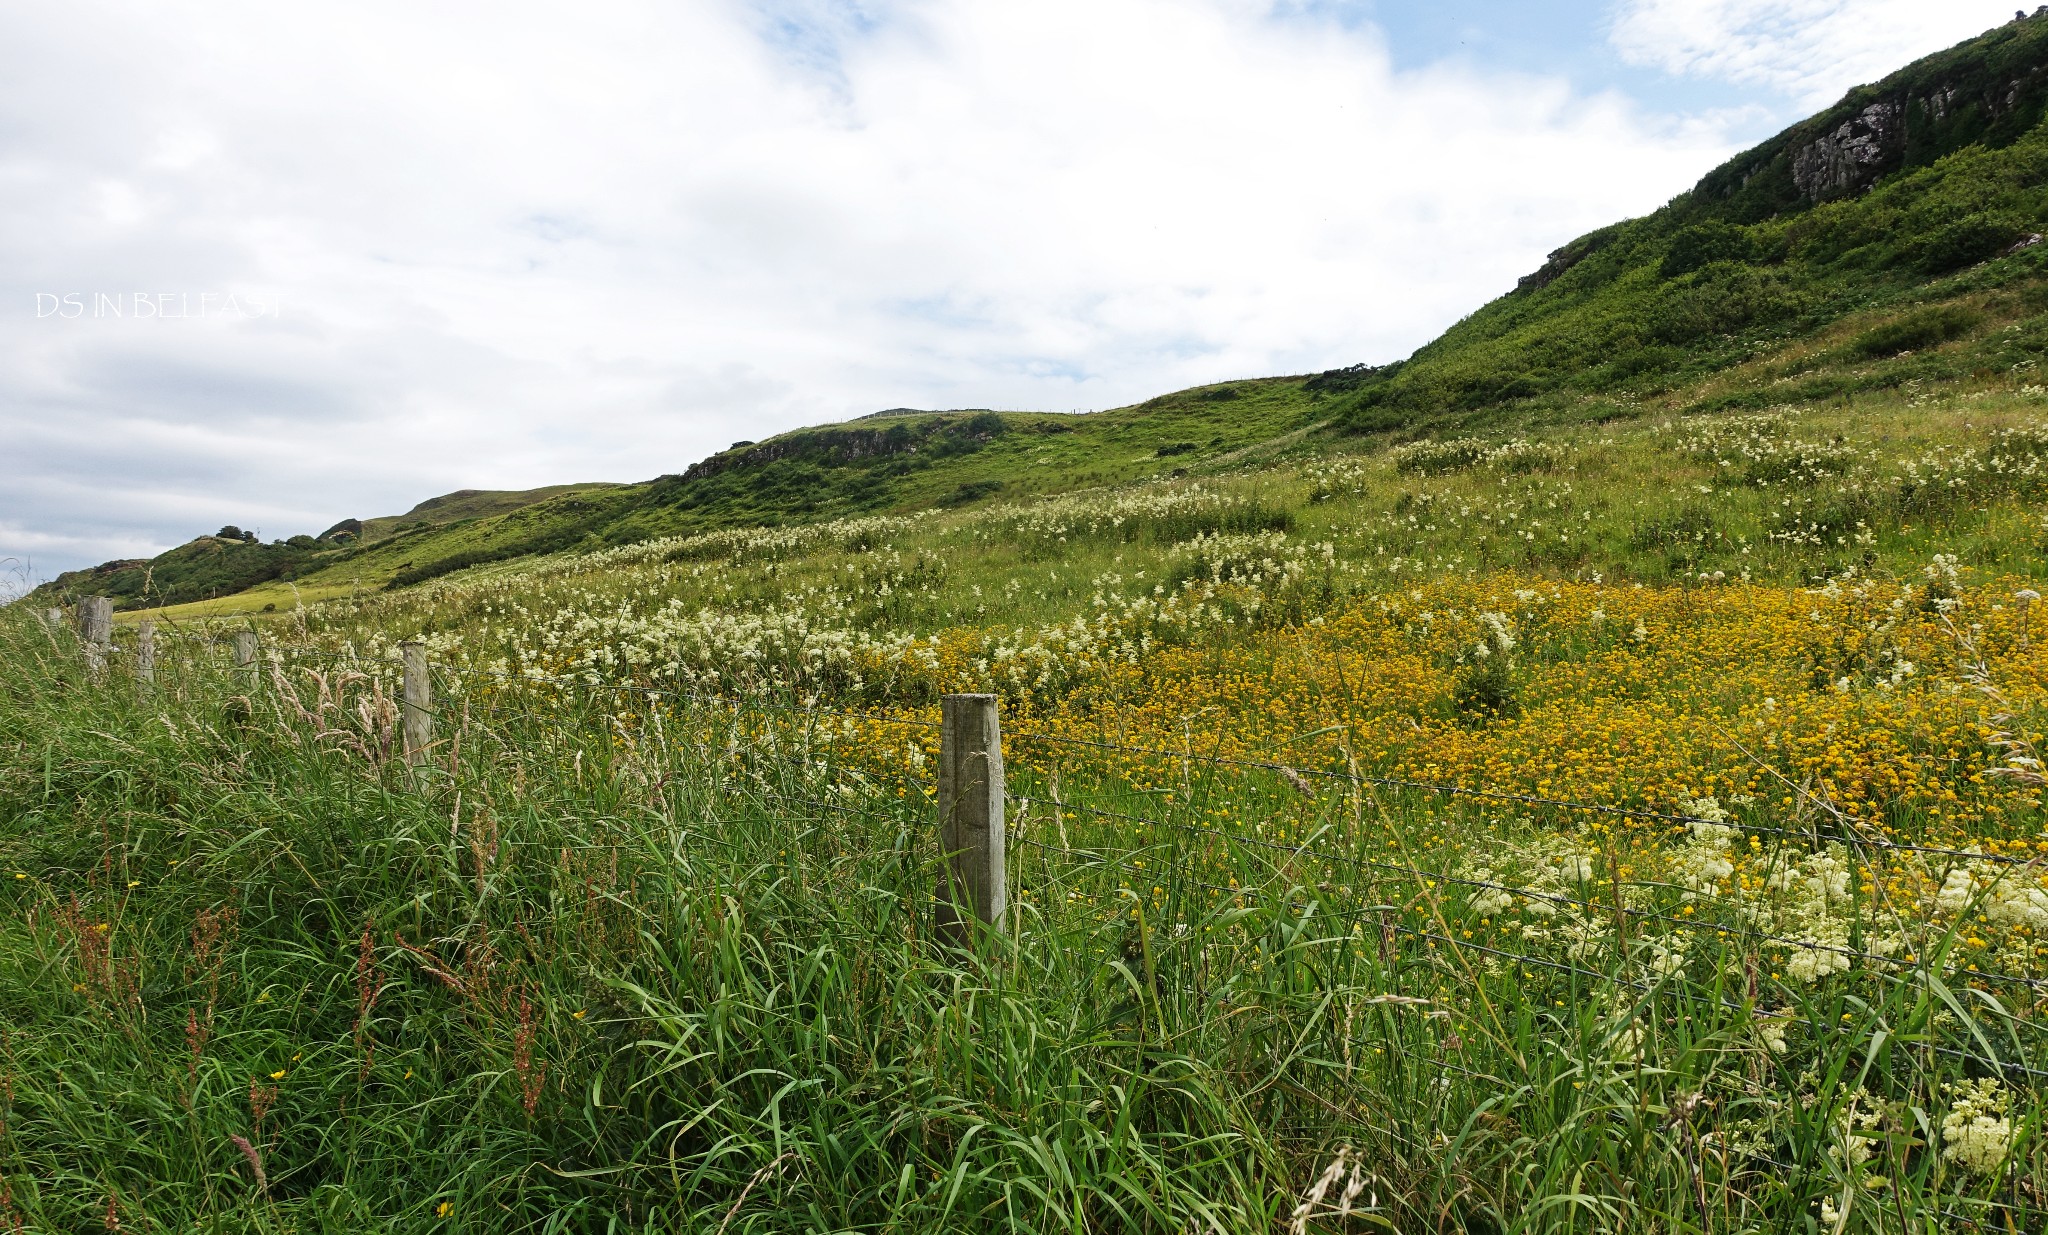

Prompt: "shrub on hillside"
[940,480,1002,507]
[1648,263,1801,344]
[1488,439,1565,474]
[1912,213,2027,274]
[1660,220,1755,279]
[1393,437,1564,477]
[1851,304,1984,357]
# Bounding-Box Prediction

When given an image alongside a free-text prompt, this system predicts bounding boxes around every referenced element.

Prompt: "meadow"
[5,387,2048,1231]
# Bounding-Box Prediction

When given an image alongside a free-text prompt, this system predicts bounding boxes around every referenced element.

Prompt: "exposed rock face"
[1790,102,1903,200]
[1515,226,1620,293]
[1675,16,2048,218]
[678,413,1008,482]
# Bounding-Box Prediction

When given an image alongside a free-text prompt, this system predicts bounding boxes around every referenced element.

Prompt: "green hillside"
[346,483,623,543]
[33,14,2048,617]
[1333,14,2048,430]
[28,532,326,612]
[28,383,1322,614]
[24,485,622,613]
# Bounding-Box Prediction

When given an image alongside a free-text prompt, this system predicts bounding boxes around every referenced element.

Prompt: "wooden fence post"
[44,607,63,632]
[79,597,113,678]
[401,641,432,763]
[232,630,258,685]
[937,693,1006,946]
[136,619,156,692]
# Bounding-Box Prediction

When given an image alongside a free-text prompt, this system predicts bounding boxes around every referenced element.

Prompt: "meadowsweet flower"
[1754,1013,1789,1055]
[1940,1078,2013,1175]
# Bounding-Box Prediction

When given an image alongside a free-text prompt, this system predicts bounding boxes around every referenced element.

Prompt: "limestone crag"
[1790,102,1902,200]
[1683,14,2048,215]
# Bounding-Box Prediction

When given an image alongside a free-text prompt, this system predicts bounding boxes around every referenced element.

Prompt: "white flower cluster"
[1301,456,1377,503]
[1935,858,2048,930]
[1166,531,1301,587]
[1470,611,1517,661]
[1940,1077,2014,1175]
[1670,796,1737,899]
[1801,567,1927,692]
[1392,437,1565,477]
[1455,835,1605,954]
[986,481,1272,546]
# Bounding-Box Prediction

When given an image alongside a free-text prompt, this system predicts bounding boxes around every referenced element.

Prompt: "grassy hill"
[31,382,1323,617]
[37,14,2048,622]
[1332,14,2048,431]
[346,483,623,543]
[10,20,2048,1231]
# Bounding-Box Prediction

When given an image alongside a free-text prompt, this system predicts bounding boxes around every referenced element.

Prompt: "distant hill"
[26,483,620,610]
[344,483,623,543]
[28,534,324,612]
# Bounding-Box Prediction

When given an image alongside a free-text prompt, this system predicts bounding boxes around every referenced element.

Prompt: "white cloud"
[2,0,1737,578]
[1609,0,2018,109]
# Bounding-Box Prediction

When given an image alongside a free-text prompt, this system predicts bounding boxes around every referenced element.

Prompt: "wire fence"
[48,614,2048,992]
[30,610,2048,1219]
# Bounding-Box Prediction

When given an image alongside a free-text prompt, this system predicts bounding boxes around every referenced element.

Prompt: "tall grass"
[4,614,2043,1230]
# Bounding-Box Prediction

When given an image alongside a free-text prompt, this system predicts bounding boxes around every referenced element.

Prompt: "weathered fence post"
[44,607,63,632]
[79,597,113,678]
[400,641,432,763]
[232,630,258,685]
[136,619,156,692]
[937,693,1006,946]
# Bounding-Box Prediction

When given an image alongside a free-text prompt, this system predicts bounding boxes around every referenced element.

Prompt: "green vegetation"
[351,484,623,543]
[14,17,2048,1231]
[8,383,2048,1227]
[31,535,323,611]
[1333,17,2048,433]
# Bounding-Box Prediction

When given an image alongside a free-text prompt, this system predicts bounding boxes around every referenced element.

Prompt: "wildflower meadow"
[5,393,2048,1230]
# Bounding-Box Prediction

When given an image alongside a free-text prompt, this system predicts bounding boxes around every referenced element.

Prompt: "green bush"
[940,479,1002,506]
[1648,264,1799,344]
[1913,212,2026,273]
[1451,655,1519,720]
[1851,304,1984,357]
[1392,438,1491,476]
[1660,220,1755,279]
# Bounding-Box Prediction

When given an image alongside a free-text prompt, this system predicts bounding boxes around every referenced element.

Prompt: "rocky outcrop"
[1513,226,1622,296]
[679,413,1008,482]
[1790,101,1903,200]
[1685,15,2048,214]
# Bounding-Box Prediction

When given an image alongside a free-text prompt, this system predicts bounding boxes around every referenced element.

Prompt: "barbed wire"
[450,661,946,733]
[1004,726,2048,871]
[79,633,2047,871]
[1020,793,2048,995]
[36,624,2048,1082]
[1016,834,2048,1081]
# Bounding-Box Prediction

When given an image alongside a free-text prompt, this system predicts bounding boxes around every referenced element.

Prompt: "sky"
[0,0,2023,584]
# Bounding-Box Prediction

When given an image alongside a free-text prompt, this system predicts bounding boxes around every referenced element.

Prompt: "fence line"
[35,604,2048,1105]
[1003,727,2048,871]
[1021,791,2048,995]
[1014,831,2048,1085]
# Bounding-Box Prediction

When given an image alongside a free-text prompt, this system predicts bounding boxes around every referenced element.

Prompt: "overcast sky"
[0,0,2020,583]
